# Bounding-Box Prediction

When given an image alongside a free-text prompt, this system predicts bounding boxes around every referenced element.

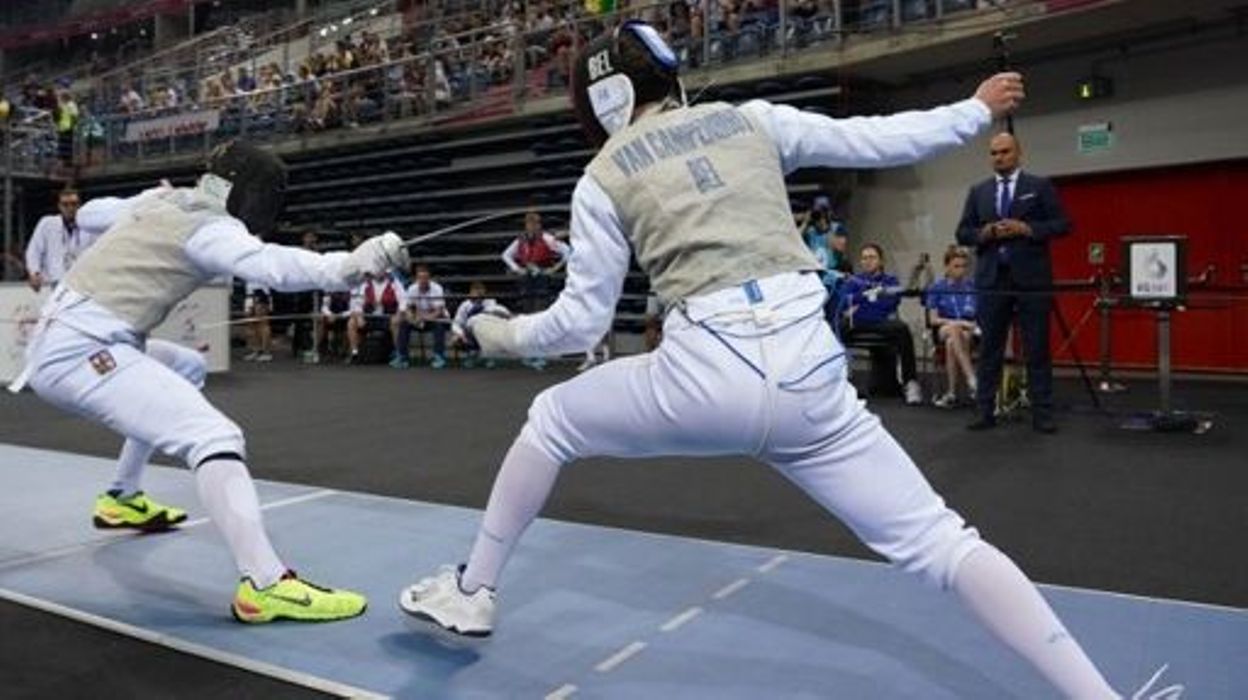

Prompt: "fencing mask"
[204,141,288,237]
[571,21,684,147]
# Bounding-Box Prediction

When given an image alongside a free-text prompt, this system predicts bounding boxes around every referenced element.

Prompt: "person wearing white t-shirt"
[393,265,450,369]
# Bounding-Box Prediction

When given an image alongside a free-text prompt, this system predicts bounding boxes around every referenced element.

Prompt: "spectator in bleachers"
[315,289,353,363]
[856,0,893,30]
[308,82,339,131]
[54,89,79,164]
[289,230,320,363]
[842,243,923,404]
[336,40,357,71]
[799,196,851,323]
[925,245,979,408]
[236,66,257,92]
[901,0,931,22]
[452,280,511,368]
[346,270,406,364]
[149,85,169,111]
[503,208,569,308]
[242,282,274,363]
[501,208,570,370]
[392,265,450,369]
[118,82,145,113]
[341,82,366,128]
[829,224,851,272]
[800,196,851,277]
[203,76,229,107]
[162,82,181,108]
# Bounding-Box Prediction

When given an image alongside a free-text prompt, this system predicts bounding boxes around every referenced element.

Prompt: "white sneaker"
[933,392,956,409]
[255,352,273,363]
[904,380,923,405]
[243,350,260,362]
[399,565,495,637]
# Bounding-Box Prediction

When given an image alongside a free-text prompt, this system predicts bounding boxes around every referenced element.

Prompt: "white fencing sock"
[195,458,286,589]
[461,440,562,592]
[953,544,1119,699]
[110,438,154,496]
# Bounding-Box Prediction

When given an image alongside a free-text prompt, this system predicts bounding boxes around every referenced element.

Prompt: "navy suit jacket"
[955,171,1071,289]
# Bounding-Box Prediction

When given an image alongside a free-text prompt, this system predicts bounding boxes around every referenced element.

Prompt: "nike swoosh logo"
[121,500,149,514]
[269,593,313,607]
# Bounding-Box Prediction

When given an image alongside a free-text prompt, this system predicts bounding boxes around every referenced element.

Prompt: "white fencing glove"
[466,313,523,357]
[341,231,409,286]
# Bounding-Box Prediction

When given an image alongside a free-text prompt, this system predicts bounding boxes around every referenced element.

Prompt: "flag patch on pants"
[88,350,117,375]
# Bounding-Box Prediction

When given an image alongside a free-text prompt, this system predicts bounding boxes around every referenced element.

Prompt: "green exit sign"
[1078,122,1113,154]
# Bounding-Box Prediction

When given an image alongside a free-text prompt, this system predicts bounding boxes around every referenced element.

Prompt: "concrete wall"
[846,29,1248,322]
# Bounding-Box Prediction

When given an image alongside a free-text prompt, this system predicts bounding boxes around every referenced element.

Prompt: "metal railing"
[73,0,1000,169]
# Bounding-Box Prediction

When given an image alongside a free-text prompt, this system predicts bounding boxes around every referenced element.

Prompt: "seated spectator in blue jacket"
[841,243,923,404]
[925,245,980,408]
[393,265,450,369]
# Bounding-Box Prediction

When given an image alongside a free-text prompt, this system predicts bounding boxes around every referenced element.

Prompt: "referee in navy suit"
[956,132,1071,433]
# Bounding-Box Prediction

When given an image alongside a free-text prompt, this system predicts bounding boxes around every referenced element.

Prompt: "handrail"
[73,0,1025,169]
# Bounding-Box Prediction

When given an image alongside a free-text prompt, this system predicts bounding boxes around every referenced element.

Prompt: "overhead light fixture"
[343,17,353,25]
[370,8,379,16]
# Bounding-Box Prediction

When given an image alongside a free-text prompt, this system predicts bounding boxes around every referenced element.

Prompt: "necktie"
[996,177,1012,218]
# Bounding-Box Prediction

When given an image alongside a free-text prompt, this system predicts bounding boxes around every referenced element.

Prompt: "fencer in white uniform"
[400,22,1120,697]
[25,142,409,623]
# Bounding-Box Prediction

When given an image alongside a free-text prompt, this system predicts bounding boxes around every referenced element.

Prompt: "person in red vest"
[345,270,405,364]
[501,208,570,369]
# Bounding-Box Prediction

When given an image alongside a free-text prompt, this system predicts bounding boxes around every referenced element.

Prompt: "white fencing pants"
[27,322,242,468]
[26,322,290,586]
[521,287,981,589]
[110,339,209,494]
[472,272,1117,696]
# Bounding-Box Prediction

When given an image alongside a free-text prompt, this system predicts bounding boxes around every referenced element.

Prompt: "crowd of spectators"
[244,207,602,373]
[1,0,990,171]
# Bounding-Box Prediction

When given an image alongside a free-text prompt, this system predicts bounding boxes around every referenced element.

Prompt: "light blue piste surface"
[0,443,1242,698]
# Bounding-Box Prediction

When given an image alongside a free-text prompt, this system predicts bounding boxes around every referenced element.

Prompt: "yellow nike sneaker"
[231,572,368,624]
[92,491,188,532]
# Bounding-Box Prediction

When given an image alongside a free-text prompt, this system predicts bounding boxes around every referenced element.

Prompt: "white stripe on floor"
[594,641,647,673]
[544,683,578,699]
[757,554,789,573]
[659,606,703,633]
[181,489,337,528]
[0,489,337,573]
[712,577,751,600]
